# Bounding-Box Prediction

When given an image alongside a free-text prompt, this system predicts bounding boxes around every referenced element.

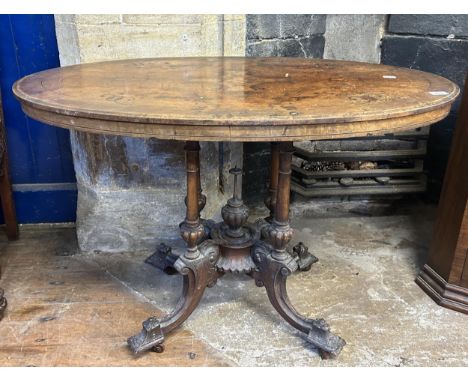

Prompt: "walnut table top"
[13,57,459,142]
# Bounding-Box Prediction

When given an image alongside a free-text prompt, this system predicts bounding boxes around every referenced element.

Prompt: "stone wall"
[54,15,245,252]
[381,15,468,200]
[323,15,386,63]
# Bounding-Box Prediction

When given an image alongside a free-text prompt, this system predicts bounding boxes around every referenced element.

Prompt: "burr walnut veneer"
[13,57,459,358]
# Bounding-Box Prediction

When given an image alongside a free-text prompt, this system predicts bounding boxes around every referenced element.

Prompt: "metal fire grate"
[291,127,429,197]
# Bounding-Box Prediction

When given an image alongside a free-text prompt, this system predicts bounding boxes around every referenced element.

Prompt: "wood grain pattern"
[426,74,468,285]
[0,227,231,366]
[13,57,459,141]
[0,156,18,240]
[416,72,468,314]
[0,91,18,240]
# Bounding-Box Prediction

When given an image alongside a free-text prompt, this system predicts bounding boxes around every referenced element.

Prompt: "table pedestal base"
[128,141,345,359]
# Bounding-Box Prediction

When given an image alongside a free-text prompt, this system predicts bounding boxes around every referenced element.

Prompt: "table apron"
[21,103,450,142]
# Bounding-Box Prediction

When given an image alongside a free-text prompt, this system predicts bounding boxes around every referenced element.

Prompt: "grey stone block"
[242,142,270,201]
[246,35,325,58]
[388,15,468,38]
[75,184,185,252]
[246,14,280,40]
[246,14,326,40]
[278,14,326,37]
[324,14,386,63]
[70,131,236,252]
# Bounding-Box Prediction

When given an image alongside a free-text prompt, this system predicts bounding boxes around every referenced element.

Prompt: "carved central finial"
[211,166,258,273]
[229,166,242,203]
[220,167,249,238]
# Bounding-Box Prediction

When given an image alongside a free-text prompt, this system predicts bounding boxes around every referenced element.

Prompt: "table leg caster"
[318,349,335,360]
[152,344,165,353]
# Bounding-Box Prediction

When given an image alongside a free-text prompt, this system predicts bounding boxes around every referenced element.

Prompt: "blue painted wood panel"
[0,15,77,223]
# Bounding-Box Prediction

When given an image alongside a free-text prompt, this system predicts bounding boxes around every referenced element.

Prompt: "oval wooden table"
[13,57,459,358]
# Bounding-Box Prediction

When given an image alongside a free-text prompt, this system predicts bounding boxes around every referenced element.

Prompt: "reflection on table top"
[13,57,459,142]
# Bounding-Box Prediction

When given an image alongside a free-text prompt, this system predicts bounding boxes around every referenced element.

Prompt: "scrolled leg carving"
[128,240,221,354]
[252,242,345,358]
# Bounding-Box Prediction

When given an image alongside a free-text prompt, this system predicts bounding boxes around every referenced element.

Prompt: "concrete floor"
[1,201,467,366]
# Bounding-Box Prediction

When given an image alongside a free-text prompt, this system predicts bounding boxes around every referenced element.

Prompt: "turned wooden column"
[180,141,205,259]
[196,149,206,217]
[184,142,206,217]
[265,142,280,222]
[270,142,294,260]
[275,143,293,222]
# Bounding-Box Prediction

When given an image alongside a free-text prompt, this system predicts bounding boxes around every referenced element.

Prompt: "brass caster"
[152,344,165,353]
[319,349,335,360]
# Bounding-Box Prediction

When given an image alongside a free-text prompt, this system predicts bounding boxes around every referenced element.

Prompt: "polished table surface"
[13,57,459,141]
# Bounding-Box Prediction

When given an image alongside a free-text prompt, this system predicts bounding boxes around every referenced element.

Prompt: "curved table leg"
[128,240,221,354]
[252,242,345,358]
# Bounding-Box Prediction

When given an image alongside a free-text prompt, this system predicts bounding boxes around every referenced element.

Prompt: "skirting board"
[416,264,468,314]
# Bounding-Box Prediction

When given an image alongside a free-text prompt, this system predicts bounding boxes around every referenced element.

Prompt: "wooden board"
[0,90,18,239]
[416,72,468,314]
[13,57,459,142]
[0,227,231,366]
